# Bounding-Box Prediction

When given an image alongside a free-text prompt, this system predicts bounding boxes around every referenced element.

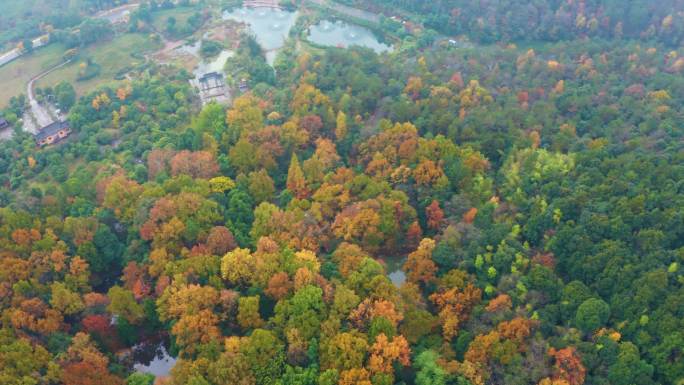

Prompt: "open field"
[151,7,201,36]
[37,33,161,95]
[0,44,67,106]
[0,33,160,107]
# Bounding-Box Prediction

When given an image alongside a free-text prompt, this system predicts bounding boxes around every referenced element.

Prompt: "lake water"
[176,41,234,76]
[197,49,234,75]
[222,7,298,64]
[388,269,406,287]
[308,20,391,53]
[133,342,176,377]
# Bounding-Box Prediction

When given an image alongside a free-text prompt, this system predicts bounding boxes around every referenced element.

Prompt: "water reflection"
[198,50,234,75]
[223,7,298,64]
[176,40,200,56]
[388,269,406,287]
[175,40,233,88]
[308,20,391,53]
[320,20,333,32]
[133,341,176,377]
[383,257,406,287]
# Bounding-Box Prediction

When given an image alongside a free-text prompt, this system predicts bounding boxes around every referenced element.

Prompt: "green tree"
[237,295,264,330]
[247,170,275,204]
[561,280,593,319]
[0,331,53,385]
[126,372,155,385]
[226,188,254,246]
[608,342,654,385]
[91,225,123,279]
[650,332,684,384]
[284,286,326,340]
[242,329,285,385]
[575,298,610,333]
[415,350,447,385]
[166,16,177,35]
[50,282,85,316]
[107,286,144,324]
[21,39,33,53]
[195,103,226,136]
[55,81,77,111]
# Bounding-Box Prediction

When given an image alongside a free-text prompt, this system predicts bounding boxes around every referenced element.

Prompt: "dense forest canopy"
[340,0,684,45]
[0,1,683,385]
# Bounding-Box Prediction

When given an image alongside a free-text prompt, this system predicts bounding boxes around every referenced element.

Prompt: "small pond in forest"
[383,257,406,287]
[222,7,298,64]
[132,341,176,377]
[176,40,234,77]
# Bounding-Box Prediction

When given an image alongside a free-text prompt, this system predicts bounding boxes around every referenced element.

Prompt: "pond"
[383,257,406,287]
[176,40,234,77]
[222,7,298,64]
[175,40,233,104]
[197,49,234,76]
[307,20,391,53]
[132,341,177,377]
[388,269,406,287]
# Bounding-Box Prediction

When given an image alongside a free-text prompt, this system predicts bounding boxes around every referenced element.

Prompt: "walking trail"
[23,60,72,134]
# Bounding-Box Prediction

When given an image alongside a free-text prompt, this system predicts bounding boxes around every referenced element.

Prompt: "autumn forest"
[0,1,683,385]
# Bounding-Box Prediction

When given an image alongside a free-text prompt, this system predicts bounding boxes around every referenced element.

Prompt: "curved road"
[24,60,72,133]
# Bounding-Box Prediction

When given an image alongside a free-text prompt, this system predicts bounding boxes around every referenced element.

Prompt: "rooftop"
[199,72,224,82]
[34,120,70,141]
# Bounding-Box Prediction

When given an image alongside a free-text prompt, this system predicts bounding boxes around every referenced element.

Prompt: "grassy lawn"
[37,33,161,96]
[151,7,200,36]
[0,33,160,108]
[0,44,67,106]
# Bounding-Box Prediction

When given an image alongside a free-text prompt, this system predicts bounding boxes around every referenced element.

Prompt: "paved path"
[24,60,72,134]
[0,35,49,68]
[94,3,140,24]
[0,126,13,140]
